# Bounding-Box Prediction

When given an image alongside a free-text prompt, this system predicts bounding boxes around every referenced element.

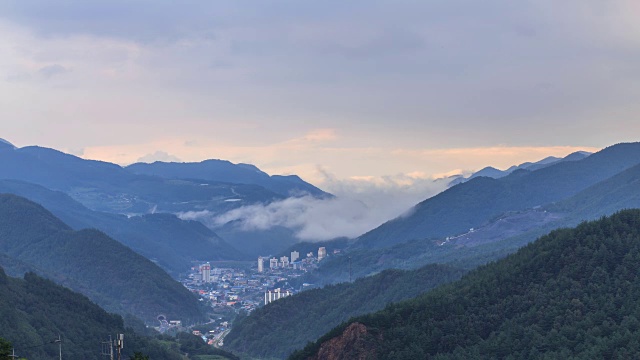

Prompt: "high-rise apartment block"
[291,251,300,262]
[200,262,211,282]
[258,256,264,273]
[264,288,292,305]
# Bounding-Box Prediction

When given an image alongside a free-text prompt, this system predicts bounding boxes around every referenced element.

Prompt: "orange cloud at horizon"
[78,133,602,189]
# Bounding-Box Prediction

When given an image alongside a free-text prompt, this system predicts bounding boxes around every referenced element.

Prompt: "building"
[270,257,278,269]
[264,288,293,305]
[318,247,327,261]
[291,251,300,262]
[201,263,211,283]
[257,256,264,273]
[280,256,290,268]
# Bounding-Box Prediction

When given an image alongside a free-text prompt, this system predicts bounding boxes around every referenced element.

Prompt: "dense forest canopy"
[291,210,640,359]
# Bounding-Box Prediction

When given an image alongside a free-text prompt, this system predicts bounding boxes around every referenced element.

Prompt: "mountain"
[224,263,465,359]
[0,179,246,275]
[449,151,591,186]
[0,141,325,257]
[0,138,16,150]
[126,160,329,198]
[0,194,205,323]
[357,143,639,250]
[0,145,332,258]
[0,145,284,214]
[310,153,640,286]
[549,161,640,221]
[292,210,640,359]
[468,166,506,179]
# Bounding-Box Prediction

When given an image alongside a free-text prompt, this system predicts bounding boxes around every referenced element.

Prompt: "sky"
[1,1,639,239]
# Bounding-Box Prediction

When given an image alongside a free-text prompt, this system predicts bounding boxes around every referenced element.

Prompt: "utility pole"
[349,256,352,282]
[54,334,62,360]
[115,334,124,360]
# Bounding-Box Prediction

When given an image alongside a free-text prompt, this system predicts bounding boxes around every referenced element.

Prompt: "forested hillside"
[0,267,240,360]
[0,268,181,359]
[292,210,640,359]
[0,194,204,323]
[224,263,465,358]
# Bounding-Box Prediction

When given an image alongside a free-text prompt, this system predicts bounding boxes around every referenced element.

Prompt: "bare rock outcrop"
[308,322,379,360]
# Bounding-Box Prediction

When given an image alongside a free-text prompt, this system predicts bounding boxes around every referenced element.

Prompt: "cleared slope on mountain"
[0,180,245,274]
[0,194,205,323]
[292,210,640,359]
[126,159,329,198]
[356,142,640,249]
[224,264,464,359]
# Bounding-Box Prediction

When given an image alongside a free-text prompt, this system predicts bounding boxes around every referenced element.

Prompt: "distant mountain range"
[356,143,637,249]
[0,139,329,260]
[305,142,640,284]
[0,194,205,323]
[0,145,288,214]
[127,159,329,198]
[291,210,640,359]
[448,150,591,186]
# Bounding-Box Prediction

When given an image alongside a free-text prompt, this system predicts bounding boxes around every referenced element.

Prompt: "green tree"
[129,352,150,360]
[0,338,11,360]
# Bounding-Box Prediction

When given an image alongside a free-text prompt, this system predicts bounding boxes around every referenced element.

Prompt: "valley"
[2,140,640,359]
[3,4,638,358]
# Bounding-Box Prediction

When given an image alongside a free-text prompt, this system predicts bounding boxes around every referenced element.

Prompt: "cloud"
[179,168,451,241]
[180,195,394,242]
[136,150,181,163]
[0,1,637,185]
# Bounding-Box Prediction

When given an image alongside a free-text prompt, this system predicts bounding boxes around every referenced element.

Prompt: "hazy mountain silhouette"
[127,159,329,198]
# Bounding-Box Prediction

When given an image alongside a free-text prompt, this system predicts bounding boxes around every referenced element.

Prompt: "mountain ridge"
[126,159,329,198]
[355,142,639,250]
